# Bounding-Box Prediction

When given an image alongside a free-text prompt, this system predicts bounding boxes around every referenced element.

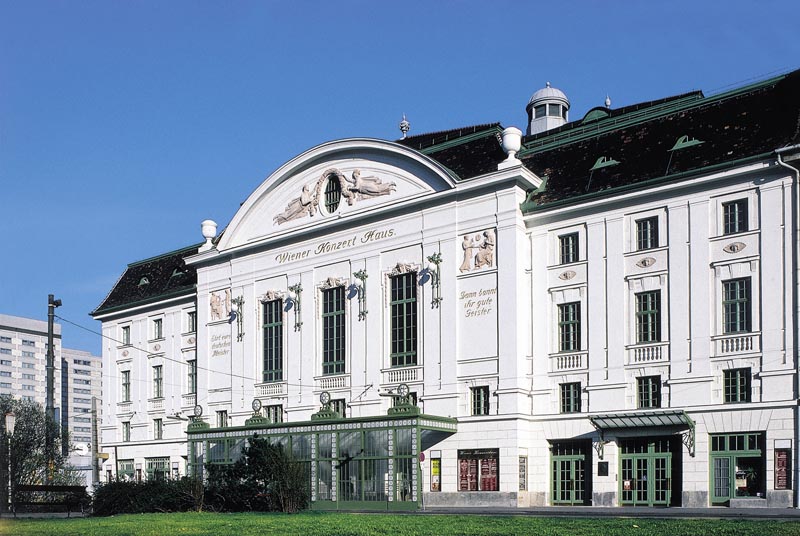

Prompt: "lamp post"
[5,412,15,515]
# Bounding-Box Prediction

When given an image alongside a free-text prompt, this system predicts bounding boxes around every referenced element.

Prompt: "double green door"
[620,439,672,506]
[551,441,589,505]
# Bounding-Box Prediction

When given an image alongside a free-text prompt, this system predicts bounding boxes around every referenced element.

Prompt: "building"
[0,314,102,486]
[92,69,800,509]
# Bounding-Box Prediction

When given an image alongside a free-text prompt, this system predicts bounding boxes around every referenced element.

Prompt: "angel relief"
[273,168,396,225]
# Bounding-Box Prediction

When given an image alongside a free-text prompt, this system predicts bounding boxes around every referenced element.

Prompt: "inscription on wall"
[275,228,395,264]
[458,273,498,360]
[460,287,497,318]
[211,334,231,358]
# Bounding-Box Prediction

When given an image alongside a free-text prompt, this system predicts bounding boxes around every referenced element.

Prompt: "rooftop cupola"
[526,82,570,136]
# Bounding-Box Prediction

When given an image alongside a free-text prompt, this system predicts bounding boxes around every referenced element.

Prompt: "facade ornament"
[153,344,161,352]
[259,290,285,303]
[187,337,196,345]
[459,229,496,273]
[320,276,348,290]
[210,289,231,321]
[558,270,576,281]
[389,262,416,276]
[121,350,129,357]
[636,257,657,268]
[723,242,746,254]
[274,168,396,225]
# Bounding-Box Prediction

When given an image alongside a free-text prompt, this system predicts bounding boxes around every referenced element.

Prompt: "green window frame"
[217,410,228,428]
[322,287,346,375]
[559,233,579,265]
[710,432,764,504]
[187,311,197,333]
[637,375,661,409]
[153,365,163,398]
[154,418,163,440]
[121,325,130,345]
[724,368,751,403]
[117,459,134,480]
[471,386,490,416]
[560,382,581,413]
[390,272,418,367]
[332,399,347,418]
[324,176,342,213]
[636,216,659,250]
[152,318,163,340]
[723,199,748,235]
[187,359,197,394]
[122,421,130,442]
[635,290,661,343]
[266,404,283,423]
[121,370,131,402]
[146,457,170,481]
[723,278,751,333]
[558,302,581,352]
[263,299,284,382]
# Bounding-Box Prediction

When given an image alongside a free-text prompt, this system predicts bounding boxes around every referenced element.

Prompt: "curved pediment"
[217,138,456,251]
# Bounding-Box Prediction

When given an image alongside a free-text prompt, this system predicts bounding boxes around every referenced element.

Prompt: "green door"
[551,441,589,505]
[620,439,672,506]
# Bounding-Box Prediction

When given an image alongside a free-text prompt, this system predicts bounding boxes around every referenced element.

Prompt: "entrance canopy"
[589,409,695,457]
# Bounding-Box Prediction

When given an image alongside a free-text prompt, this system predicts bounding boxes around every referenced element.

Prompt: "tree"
[0,396,83,511]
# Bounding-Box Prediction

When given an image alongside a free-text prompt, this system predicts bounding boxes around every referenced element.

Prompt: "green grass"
[2,512,800,536]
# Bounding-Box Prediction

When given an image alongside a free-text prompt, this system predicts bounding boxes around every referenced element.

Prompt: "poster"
[431,458,441,492]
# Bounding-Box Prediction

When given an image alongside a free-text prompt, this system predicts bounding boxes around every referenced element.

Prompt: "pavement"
[420,505,800,519]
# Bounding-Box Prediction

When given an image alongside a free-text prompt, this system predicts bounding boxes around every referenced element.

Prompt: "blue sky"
[2,1,799,354]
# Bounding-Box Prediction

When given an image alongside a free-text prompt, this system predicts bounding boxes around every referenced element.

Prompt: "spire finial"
[605,95,611,109]
[399,114,410,139]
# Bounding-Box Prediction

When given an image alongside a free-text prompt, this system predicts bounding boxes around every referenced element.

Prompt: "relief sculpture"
[210,289,231,321]
[459,229,496,273]
[274,168,396,225]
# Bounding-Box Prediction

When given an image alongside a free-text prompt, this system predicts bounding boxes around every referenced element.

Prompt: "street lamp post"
[5,412,15,516]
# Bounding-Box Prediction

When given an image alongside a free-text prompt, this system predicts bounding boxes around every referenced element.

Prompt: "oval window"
[324,175,342,213]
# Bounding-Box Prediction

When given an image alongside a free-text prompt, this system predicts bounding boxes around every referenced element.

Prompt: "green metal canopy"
[589,409,695,457]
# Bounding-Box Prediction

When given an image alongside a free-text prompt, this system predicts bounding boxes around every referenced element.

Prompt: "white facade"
[94,74,800,508]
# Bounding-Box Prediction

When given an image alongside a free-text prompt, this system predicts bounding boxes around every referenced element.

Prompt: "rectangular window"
[635,290,661,343]
[73,397,92,404]
[22,340,35,347]
[146,457,170,481]
[121,325,130,345]
[22,362,34,369]
[724,368,751,403]
[559,233,579,264]
[723,278,751,333]
[262,299,283,382]
[0,383,10,389]
[471,386,490,416]
[560,382,581,413]
[390,272,418,367]
[122,421,130,442]
[637,376,662,408]
[322,286,345,375]
[547,103,562,117]
[152,318,163,340]
[0,359,9,365]
[22,351,35,358]
[154,418,163,440]
[122,370,131,402]
[534,104,546,119]
[22,384,34,391]
[187,311,197,333]
[723,199,748,235]
[73,368,90,375]
[0,336,10,343]
[216,410,228,428]
[73,359,92,366]
[636,216,659,250]
[22,373,34,380]
[187,360,197,394]
[0,371,10,377]
[153,365,163,398]
[0,349,9,355]
[457,448,499,491]
[331,399,346,418]
[266,404,283,423]
[74,388,92,395]
[558,302,581,352]
[74,378,91,385]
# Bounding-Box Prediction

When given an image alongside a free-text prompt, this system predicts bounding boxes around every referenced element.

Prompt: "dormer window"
[138,276,150,287]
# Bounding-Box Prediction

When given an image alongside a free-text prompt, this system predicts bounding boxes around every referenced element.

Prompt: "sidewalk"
[420,505,800,519]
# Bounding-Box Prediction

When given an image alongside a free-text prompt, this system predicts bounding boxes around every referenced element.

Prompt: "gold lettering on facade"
[275,228,396,264]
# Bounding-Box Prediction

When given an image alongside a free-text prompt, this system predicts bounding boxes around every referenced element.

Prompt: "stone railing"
[181,393,196,408]
[383,366,422,385]
[116,401,132,414]
[714,332,760,357]
[316,374,349,391]
[628,342,669,365]
[550,351,587,372]
[256,382,287,397]
[148,398,164,412]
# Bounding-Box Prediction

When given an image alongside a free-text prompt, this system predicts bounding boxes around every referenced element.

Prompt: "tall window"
[636,216,659,250]
[121,325,131,345]
[187,360,197,394]
[152,318,163,340]
[559,233,579,264]
[262,299,283,382]
[154,418,163,440]
[324,176,342,212]
[471,386,490,416]
[187,311,197,333]
[121,370,131,402]
[723,278,751,333]
[216,410,228,428]
[332,399,347,418]
[266,404,283,423]
[322,286,345,375]
[723,199,748,235]
[560,382,581,413]
[635,291,661,343]
[724,368,751,403]
[390,272,418,367]
[122,421,131,442]
[637,376,661,409]
[558,302,581,352]
[153,365,163,398]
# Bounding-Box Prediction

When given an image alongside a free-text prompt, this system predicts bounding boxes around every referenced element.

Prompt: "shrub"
[92,478,202,516]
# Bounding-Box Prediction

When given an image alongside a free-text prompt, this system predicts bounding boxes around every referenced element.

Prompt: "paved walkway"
[420,505,800,519]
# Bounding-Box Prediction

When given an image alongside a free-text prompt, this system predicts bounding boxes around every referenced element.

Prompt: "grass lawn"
[2,512,800,536]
